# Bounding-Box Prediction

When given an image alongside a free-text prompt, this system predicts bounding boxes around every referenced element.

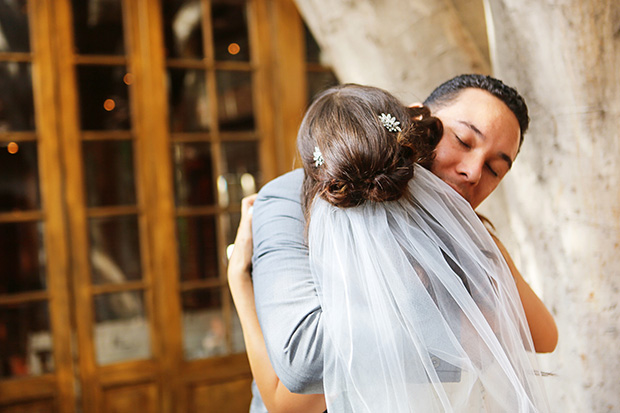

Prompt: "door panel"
[0,399,55,413]
[190,378,253,412]
[102,383,159,413]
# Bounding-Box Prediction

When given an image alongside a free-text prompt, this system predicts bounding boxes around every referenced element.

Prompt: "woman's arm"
[228,195,326,413]
[251,171,325,394]
[490,234,558,353]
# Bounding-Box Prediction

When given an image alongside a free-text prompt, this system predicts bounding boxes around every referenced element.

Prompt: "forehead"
[435,88,521,157]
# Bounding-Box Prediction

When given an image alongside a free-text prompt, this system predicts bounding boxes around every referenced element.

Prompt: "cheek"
[431,140,453,173]
[476,179,500,205]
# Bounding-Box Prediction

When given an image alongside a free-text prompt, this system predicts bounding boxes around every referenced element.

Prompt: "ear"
[408,102,423,108]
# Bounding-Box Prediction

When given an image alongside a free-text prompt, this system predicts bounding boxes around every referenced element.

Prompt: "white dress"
[308,166,549,412]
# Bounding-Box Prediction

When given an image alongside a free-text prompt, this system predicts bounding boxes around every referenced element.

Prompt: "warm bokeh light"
[103,99,116,111]
[227,43,241,55]
[7,142,19,154]
[240,172,256,197]
[217,175,229,208]
[226,244,235,260]
[123,73,133,85]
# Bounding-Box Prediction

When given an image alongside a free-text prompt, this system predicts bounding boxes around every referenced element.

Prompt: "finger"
[235,194,258,242]
[241,194,258,217]
[228,195,257,263]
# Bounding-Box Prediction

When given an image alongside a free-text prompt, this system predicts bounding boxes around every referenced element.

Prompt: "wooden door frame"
[0,0,75,411]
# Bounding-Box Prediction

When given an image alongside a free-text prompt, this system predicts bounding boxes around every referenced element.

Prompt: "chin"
[446,182,467,201]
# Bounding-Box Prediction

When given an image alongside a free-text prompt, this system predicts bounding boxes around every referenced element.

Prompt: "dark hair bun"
[318,106,442,208]
[320,164,414,208]
[365,167,415,203]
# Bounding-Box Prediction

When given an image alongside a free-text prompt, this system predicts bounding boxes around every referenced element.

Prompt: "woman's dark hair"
[423,74,529,149]
[298,84,442,220]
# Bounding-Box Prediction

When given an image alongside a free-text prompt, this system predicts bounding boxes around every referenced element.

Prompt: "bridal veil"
[308,166,549,412]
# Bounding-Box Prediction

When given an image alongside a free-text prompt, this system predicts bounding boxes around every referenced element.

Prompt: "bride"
[228,84,551,412]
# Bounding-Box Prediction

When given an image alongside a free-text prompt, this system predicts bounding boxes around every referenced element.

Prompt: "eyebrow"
[457,120,513,169]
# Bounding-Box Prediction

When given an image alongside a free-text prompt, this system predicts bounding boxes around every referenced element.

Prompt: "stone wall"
[486,0,620,410]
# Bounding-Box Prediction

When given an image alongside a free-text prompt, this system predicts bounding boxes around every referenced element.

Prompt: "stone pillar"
[485,0,620,411]
[294,0,489,102]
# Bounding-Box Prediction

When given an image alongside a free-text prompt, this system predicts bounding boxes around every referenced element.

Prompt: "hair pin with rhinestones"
[313,146,324,167]
[379,113,401,132]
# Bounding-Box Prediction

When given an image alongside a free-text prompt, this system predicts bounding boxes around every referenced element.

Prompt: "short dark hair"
[423,74,529,149]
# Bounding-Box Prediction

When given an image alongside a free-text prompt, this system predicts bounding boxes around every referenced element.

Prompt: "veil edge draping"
[308,165,549,413]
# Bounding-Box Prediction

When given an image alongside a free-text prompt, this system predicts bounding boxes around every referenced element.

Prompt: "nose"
[456,155,483,185]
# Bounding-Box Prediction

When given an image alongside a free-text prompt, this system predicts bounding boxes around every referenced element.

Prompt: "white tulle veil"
[308,165,549,412]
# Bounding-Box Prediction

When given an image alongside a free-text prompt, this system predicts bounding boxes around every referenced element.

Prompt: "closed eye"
[486,163,498,177]
[455,134,470,149]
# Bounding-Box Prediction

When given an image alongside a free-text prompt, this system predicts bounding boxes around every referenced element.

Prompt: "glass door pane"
[167,69,211,132]
[172,142,216,205]
[212,0,250,62]
[72,0,125,55]
[0,0,30,54]
[70,0,151,365]
[177,216,219,281]
[0,62,35,131]
[76,65,132,130]
[162,0,258,360]
[88,215,143,285]
[216,70,254,131]
[0,141,40,211]
[83,140,136,207]
[162,0,205,60]
[0,221,46,294]
[220,140,259,206]
[0,301,53,379]
[93,291,150,365]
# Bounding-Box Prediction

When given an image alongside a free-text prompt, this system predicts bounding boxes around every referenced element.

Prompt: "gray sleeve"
[251,169,324,394]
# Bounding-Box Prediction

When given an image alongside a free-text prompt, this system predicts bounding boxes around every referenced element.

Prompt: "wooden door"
[0,0,336,411]
[53,0,268,411]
